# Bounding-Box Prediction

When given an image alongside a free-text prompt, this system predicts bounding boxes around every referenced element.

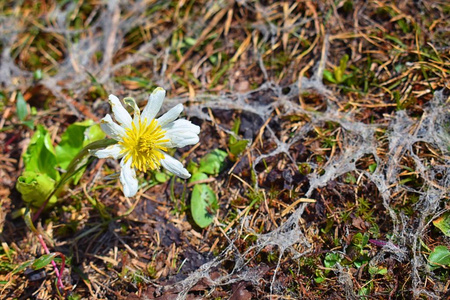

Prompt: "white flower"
[94,87,200,197]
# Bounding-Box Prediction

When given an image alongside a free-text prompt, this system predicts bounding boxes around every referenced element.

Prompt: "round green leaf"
[190,184,218,228]
[429,246,450,269]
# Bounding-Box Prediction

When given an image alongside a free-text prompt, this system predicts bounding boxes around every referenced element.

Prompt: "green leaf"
[84,122,105,142]
[359,286,371,297]
[55,120,105,184]
[186,160,199,174]
[230,118,241,144]
[22,120,35,130]
[339,55,349,74]
[184,37,197,46]
[369,163,377,173]
[323,69,336,83]
[189,172,208,183]
[154,171,170,183]
[32,253,58,270]
[190,184,218,228]
[12,260,34,274]
[334,68,343,83]
[433,212,450,237]
[23,125,59,180]
[353,254,370,268]
[56,124,88,170]
[229,140,248,157]
[352,232,369,251]
[57,139,116,191]
[228,119,248,159]
[33,69,43,80]
[16,92,28,121]
[16,171,58,208]
[368,265,387,276]
[198,149,227,175]
[315,277,325,284]
[429,246,450,269]
[56,120,105,170]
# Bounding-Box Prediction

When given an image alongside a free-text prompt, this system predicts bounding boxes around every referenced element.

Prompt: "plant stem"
[38,234,65,290]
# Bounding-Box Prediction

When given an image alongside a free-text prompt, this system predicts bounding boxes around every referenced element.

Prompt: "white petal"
[109,94,132,128]
[162,131,199,148]
[100,114,126,140]
[160,152,191,179]
[94,144,124,159]
[119,158,138,197]
[141,87,166,121]
[161,119,200,148]
[162,119,200,134]
[156,103,183,127]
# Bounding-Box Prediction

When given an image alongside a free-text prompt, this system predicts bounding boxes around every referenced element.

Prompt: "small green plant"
[352,232,370,268]
[315,252,342,284]
[368,265,388,276]
[188,149,227,228]
[16,121,105,209]
[323,54,352,84]
[15,92,35,129]
[324,252,342,268]
[228,118,249,160]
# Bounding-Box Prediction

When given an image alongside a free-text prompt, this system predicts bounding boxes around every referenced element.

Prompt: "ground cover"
[0,1,449,299]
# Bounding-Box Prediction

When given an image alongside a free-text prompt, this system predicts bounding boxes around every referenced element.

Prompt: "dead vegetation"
[0,0,449,299]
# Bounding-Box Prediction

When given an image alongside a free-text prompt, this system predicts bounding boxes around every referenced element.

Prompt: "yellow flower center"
[119,118,169,172]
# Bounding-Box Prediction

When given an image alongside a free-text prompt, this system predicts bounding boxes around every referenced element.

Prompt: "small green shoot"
[228,118,249,160]
[352,232,371,268]
[15,92,34,129]
[323,54,352,84]
[353,232,369,253]
[16,92,28,122]
[315,252,342,284]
